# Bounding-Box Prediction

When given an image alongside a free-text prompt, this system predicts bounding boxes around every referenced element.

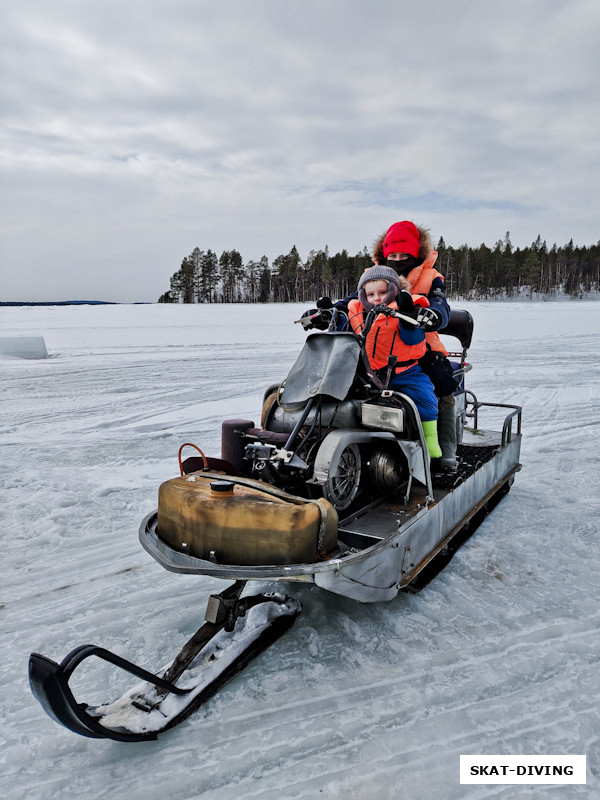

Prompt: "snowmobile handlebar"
[295,304,419,338]
[366,305,420,329]
[295,307,348,331]
[295,309,329,329]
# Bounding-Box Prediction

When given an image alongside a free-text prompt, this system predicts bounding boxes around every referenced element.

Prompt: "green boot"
[422,420,442,459]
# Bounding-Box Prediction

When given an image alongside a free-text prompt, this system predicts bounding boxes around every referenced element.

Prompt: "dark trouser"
[419,351,459,470]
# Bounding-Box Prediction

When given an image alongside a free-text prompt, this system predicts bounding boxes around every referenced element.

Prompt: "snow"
[2,301,599,799]
[0,335,48,359]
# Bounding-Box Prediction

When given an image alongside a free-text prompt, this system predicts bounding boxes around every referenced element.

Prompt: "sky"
[1,0,599,302]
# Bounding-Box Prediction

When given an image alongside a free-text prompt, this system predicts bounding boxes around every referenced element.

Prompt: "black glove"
[396,289,419,328]
[300,308,329,330]
[396,290,415,315]
[316,296,333,309]
[416,307,442,330]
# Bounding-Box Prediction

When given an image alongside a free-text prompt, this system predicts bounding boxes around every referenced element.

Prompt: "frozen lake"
[1,301,599,799]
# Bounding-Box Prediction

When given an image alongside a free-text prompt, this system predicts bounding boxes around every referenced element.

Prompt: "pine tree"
[199,250,219,303]
[272,247,302,302]
[188,247,204,303]
[258,256,272,302]
[305,248,329,300]
[168,256,195,303]
[244,259,261,303]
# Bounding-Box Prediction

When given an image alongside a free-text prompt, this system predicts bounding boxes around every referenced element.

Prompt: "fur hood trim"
[372,222,433,265]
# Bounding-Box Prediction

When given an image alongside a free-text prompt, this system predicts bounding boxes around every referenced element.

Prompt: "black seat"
[440,309,474,351]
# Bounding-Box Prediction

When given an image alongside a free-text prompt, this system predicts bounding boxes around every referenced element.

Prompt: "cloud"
[1,0,599,301]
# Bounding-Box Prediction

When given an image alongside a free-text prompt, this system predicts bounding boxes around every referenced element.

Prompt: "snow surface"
[2,301,599,800]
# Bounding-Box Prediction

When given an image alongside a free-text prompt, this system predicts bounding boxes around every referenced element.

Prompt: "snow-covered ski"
[29,586,301,742]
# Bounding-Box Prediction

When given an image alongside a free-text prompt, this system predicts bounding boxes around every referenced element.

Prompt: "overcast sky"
[2,0,599,302]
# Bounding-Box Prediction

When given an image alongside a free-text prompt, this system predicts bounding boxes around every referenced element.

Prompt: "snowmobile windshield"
[279,332,361,403]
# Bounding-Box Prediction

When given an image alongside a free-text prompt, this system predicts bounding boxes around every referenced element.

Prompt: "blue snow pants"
[390,364,438,421]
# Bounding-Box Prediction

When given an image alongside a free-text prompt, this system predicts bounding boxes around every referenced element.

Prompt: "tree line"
[158,234,600,304]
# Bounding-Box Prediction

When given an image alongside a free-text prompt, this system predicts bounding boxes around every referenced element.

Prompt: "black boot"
[435,403,457,471]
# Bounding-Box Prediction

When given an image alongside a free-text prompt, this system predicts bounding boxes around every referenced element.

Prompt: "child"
[347,265,442,460]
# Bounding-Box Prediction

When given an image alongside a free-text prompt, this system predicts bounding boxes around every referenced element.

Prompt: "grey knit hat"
[357,265,401,310]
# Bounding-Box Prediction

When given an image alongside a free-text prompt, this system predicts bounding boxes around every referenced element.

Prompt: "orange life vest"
[347,298,426,374]
[405,251,448,355]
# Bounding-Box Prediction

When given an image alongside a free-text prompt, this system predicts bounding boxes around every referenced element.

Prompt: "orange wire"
[178,443,209,476]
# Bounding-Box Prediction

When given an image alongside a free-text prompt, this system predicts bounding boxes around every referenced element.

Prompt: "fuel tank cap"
[210,480,235,493]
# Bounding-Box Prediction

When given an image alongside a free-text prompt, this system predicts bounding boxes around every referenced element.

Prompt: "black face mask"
[382,255,417,276]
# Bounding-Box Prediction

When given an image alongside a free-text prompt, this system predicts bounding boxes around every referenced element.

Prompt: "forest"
[159,233,600,304]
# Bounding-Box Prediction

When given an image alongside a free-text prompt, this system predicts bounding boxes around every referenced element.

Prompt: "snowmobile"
[29,304,522,742]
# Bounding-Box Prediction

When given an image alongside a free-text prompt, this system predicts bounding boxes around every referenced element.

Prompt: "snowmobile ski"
[29,583,301,742]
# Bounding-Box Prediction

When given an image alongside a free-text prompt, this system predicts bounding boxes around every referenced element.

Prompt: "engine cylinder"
[368,445,407,493]
[267,399,361,434]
